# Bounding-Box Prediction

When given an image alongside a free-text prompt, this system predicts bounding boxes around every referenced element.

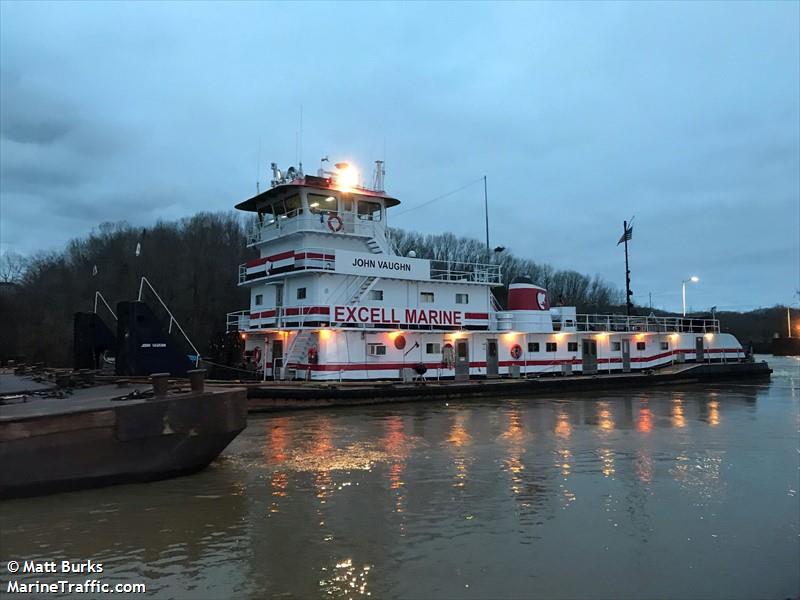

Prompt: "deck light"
[335,162,359,190]
[325,196,335,203]
[310,202,320,208]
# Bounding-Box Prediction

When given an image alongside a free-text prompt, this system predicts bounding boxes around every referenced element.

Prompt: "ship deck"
[231,360,772,412]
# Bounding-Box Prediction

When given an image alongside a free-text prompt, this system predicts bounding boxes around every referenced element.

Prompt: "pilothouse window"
[262,194,301,222]
[357,200,382,221]
[308,193,336,215]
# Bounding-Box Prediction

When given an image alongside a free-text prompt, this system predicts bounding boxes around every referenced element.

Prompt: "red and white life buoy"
[327,214,343,232]
[252,346,262,365]
[510,344,523,359]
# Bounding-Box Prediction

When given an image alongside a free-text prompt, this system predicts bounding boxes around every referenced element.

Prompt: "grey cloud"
[0,1,797,311]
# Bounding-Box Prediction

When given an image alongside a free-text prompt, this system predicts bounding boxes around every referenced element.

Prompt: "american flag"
[617,223,633,245]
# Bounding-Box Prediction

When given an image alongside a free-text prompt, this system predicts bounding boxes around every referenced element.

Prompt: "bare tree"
[0,251,27,283]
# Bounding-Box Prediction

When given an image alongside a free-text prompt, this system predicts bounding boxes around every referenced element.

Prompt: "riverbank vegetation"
[0,213,794,365]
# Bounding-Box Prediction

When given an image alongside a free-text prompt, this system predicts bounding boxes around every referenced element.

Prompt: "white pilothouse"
[228,159,744,381]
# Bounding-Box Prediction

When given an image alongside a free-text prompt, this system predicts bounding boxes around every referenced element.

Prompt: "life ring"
[327,214,343,232]
[394,334,406,350]
[307,346,318,365]
[252,346,262,365]
[510,344,523,359]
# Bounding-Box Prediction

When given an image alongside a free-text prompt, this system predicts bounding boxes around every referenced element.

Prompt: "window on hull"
[528,342,540,352]
[546,342,557,352]
[367,343,387,356]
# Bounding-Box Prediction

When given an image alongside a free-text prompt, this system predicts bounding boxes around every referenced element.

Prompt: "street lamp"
[681,276,699,317]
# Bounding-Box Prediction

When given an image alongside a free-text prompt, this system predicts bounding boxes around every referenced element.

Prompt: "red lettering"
[345,306,357,322]
[334,306,345,321]
[453,312,462,325]
[370,307,381,322]
[357,307,370,322]
[405,309,417,324]
[442,312,452,325]
[417,310,428,324]
[391,308,400,323]
[428,310,439,325]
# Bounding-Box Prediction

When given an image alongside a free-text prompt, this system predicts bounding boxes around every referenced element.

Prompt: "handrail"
[93,290,118,321]
[227,310,250,332]
[138,277,201,367]
[247,209,388,246]
[239,247,502,285]
[566,313,721,334]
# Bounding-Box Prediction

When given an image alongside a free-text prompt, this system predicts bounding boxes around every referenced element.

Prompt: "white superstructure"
[228,159,744,381]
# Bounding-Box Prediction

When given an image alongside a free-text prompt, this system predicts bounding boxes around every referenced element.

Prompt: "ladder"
[282,329,316,380]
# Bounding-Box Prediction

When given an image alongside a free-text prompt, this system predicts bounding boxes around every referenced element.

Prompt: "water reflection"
[637,400,653,433]
[671,395,687,428]
[2,360,794,600]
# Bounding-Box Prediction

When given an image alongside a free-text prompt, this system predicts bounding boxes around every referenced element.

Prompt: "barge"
[227,159,754,382]
[0,373,247,499]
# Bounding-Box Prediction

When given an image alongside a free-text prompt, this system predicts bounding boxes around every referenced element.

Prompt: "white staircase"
[283,329,316,379]
[349,276,378,304]
[365,237,382,253]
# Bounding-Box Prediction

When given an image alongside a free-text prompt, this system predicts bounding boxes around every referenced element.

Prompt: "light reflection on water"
[0,357,798,600]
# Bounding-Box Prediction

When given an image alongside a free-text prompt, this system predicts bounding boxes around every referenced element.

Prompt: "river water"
[1,356,798,600]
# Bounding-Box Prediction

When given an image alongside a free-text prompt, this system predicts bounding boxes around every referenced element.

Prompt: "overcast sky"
[1,1,798,312]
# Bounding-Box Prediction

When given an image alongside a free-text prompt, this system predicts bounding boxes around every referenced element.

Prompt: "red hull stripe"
[283,306,332,316]
[295,252,335,260]
[284,348,742,371]
[250,306,330,319]
[246,250,296,268]
[464,312,489,320]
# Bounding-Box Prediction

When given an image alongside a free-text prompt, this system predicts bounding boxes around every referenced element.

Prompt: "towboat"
[228,160,746,381]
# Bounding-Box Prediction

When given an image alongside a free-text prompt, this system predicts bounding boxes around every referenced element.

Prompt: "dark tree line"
[1,213,788,366]
[2,213,253,366]
[389,229,623,311]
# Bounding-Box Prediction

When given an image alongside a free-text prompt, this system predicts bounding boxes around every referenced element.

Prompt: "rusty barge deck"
[0,376,247,499]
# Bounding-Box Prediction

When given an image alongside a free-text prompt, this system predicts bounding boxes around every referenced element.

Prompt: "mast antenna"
[256,137,262,194]
[372,160,385,191]
[299,104,304,176]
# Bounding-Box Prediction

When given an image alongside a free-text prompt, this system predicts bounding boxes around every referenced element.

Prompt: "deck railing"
[430,260,502,285]
[571,314,720,333]
[239,250,502,285]
[227,310,250,332]
[246,209,387,246]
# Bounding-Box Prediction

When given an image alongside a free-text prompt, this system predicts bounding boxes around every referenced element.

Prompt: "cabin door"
[271,339,284,378]
[455,339,470,381]
[695,336,704,362]
[582,339,598,374]
[621,339,631,372]
[486,339,499,379]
